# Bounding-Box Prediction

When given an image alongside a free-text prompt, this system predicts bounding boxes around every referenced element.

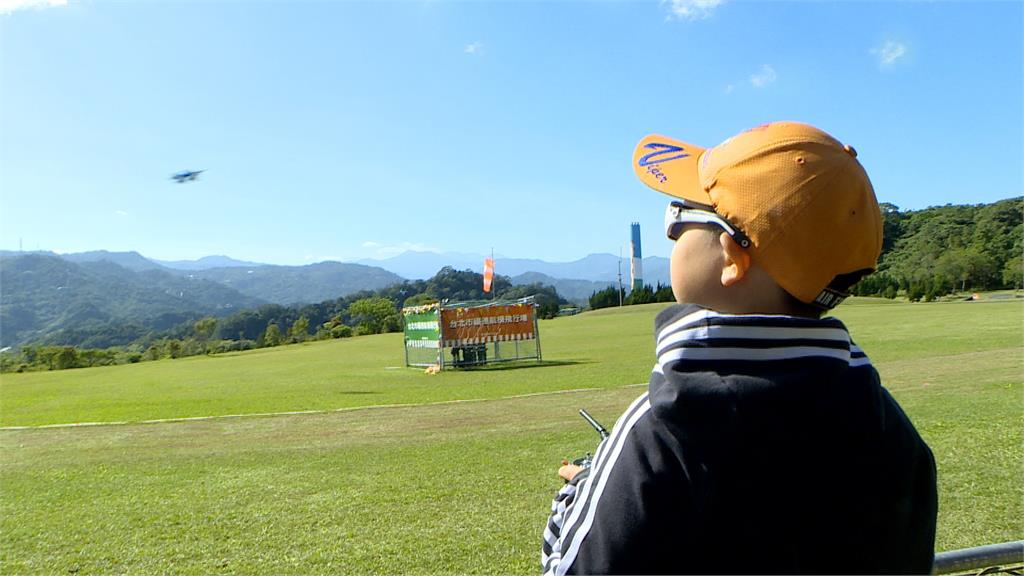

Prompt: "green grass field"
[1,298,1021,574]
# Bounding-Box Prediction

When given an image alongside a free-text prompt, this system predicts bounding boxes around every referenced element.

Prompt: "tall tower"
[630,222,643,291]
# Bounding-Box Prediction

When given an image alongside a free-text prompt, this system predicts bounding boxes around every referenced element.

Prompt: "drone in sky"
[171,170,205,183]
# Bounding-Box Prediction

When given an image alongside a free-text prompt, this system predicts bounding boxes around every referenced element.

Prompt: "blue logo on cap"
[638,142,690,167]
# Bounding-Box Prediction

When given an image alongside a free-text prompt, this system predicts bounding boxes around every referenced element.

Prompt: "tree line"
[0,266,568,373]
[588,282,675,310]
[852,198,1022,300]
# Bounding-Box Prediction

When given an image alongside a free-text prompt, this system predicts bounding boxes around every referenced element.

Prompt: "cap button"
[844,144,857,157]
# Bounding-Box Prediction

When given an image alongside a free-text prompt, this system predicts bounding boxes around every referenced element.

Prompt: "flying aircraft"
[171,170,205,183]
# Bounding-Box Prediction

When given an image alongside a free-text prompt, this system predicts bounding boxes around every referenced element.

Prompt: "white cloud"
[664,0,724,21]
[872,40,907,68]
[114,210,129,217]
[362,240,440,258]
[749,64,777,87]
[464,41,483,54]
[723,84,734,95]
[0,0,67,15]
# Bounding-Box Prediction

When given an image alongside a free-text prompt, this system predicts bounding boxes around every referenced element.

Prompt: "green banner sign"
[403,311,440,342]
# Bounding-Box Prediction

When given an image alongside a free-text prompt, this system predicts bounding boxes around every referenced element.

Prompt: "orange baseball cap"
[633,121,883,309]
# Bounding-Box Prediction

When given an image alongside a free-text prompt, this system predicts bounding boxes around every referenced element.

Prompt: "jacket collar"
[653,304,871,374]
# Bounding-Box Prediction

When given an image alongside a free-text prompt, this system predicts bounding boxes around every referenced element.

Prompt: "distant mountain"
[178,261,404,305]
[4,250,405,307]
[359,251,671,285]
[356,251,483,280]
[510,272,615,304]
[154,255,265,270]
[0,253,265,348]
[498,254,621,280]
[59,250,166,272]
[0,247,668,347]
[1,250,264,272]
[640,257,671,287]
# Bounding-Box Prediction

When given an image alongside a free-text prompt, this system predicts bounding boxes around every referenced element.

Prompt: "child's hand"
[559,460,585,482]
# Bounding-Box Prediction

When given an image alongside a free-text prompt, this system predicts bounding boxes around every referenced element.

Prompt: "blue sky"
[2,0,1021,266]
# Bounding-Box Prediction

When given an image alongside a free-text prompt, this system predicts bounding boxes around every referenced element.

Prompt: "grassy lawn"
[0,303,669,428]
[1,298,1021,573]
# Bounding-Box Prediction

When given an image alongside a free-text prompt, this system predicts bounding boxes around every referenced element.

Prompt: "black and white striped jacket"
[542,304,937,575]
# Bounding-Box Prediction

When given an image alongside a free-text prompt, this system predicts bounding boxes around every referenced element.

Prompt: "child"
[541,122,937,575]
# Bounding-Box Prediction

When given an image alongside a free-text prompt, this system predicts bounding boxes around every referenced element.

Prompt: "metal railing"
[933,541,1023,575]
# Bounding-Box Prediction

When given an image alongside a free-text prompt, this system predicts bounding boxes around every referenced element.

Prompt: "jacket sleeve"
[879,387,938,574]
[541,468,591,571]
[541,393,676,576]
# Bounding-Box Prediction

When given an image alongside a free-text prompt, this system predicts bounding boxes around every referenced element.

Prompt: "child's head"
[633,122,882,316]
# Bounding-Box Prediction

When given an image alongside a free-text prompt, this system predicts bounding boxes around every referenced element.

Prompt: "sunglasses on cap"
[664,201,752,248]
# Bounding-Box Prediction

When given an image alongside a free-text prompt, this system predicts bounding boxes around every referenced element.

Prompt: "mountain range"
[0,253,265,348]
[356,250,670,284]
[0,249,669,348]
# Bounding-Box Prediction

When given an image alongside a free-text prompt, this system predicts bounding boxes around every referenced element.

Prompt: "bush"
[383,314,403,333]
[907,282,926,302]
[213,340,254,354]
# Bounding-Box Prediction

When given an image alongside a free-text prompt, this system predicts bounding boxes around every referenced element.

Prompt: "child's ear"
[719,233,751,287]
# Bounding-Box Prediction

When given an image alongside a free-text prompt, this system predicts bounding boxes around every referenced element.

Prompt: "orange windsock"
[483,257,494,292]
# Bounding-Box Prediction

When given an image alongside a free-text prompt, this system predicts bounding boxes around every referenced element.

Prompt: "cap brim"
[633,134,710,205]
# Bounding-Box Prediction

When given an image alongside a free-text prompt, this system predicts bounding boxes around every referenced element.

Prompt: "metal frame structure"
[933,541,1023,575]
[402,297,542,369]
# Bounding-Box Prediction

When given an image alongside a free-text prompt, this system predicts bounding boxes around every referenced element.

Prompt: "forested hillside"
[854,197,1022,298]
[0,254,406,348]
[177,261,404,305]
[0,254,265,348]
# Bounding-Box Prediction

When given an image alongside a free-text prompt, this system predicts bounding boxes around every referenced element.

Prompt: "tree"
[879,202,903,258]
[54,347,79,370]
[402,293,438,307]
[589,286,625,310]
[193,317,217,353]
[21,345,37,364]
[1002,255,1023,289]
[288,316,310,343]
[654,282,675,302]
[907,282,925,303]
[348,297,397,335]
[423,266,513,302]
[498,283,566,319]
[626,284,656,305]
[262,323,282,347]
[166,339,182,358]
[382,314,402,333]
